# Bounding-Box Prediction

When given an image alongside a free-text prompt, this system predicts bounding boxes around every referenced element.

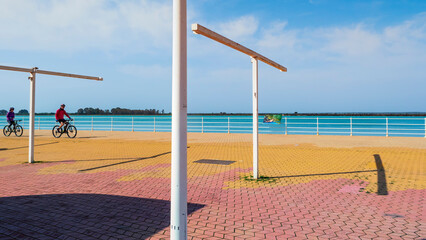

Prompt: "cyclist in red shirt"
[55,104,72,131]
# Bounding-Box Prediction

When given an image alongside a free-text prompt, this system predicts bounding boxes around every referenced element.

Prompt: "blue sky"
[1,0,425,113]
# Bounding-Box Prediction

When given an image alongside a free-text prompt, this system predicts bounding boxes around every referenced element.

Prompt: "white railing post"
[386,117,388,137]
[285,116,287,135]
[154,117,156,132]
[132,117,134,132]
[91,117,94,131]
[350,117,353,136]
[111,117,113,131]
[228,117,230,134]
[201,117,204,133]
[316,117,319,135]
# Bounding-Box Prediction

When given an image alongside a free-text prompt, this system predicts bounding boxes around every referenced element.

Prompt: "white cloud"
[216,15,259,40]
[189,12,426,112]
[119,64,171,79]
[0,0,172,52]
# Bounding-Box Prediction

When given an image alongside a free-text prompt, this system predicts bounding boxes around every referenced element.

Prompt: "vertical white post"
[316,117,319,135]
[350,117,353,136]
[252,57,259,179]
[28,68,36,164]
[91,117,94,131]
[285,116,287,135]
[386,117,388,137]
[201,117,204,133]
[154,117,156,132]
[111,117,113,131]
[132,117,134,132]
[171,0,187,238]
[228,117,230,134]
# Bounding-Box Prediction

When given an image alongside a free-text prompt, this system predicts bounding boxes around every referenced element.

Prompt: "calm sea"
[1,115,425,138]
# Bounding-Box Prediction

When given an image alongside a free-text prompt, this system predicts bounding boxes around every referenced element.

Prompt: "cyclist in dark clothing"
[55,104,72,131]
[6,107,15,127]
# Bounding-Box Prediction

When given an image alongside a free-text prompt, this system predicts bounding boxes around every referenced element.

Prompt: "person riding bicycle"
[6,107,16,128]
[55,104,72,132]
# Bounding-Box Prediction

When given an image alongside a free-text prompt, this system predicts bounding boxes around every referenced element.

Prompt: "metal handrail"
[2,116,425,137]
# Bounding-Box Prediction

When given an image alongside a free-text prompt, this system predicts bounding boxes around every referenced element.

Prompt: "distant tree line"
[189,112,426,116]
[76,107,166,115]
[0,109,29,115]
[1,109,425,116]
[282,112,426,116]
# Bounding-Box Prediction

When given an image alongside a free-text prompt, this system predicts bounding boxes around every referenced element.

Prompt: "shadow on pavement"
[0,194,204,239]
[271,154,388,195]
[374,154,388,195]
[79,151,172,172]
[271,169,377,178]
[77,136,104,139]
[0,142,59,152]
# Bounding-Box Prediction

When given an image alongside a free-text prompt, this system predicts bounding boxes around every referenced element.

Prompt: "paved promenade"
[0,131,425,239]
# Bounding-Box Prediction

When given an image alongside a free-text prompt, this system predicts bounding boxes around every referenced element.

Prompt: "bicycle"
[52,119,77,138]
[3,120,24,137]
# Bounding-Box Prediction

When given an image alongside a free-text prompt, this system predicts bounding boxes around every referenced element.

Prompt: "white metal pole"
[252,57,259,179]
[350,117,353,136]
[228,117,230,134]
[316,117,319,135]
[154,117,156,132]
[201,117,204,133]
[28,69,36,163]
[386,117,388,137]
[171,0,187,238]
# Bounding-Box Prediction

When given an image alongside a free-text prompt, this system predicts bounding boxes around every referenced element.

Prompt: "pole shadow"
[79,151,171,172]
[268,155,388,196]
[0,141,59,151]
[78,147,189,172]
[373,154,388,195]
[271,169,377,179]
[0,194,204,239]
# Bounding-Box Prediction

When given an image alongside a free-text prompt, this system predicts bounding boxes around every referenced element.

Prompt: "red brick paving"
[0,162,424,239]
[0,134,425,239]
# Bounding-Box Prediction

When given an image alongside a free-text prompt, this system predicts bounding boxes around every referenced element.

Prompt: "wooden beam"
[0,65,33,73]
[0,65,103,81]
[191,23,287,72]
[37,69,103,81]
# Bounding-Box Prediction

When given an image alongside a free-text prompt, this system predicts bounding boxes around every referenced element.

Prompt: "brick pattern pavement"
[0,134,425,239]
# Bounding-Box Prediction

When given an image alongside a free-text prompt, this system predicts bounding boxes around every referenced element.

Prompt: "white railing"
[1,116,425,138]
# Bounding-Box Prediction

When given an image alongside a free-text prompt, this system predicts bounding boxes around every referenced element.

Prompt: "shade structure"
[191,23,287,179]
[0,65,102,163]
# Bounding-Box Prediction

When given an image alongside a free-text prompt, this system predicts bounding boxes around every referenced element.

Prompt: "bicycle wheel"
[67,125,77,138]
[14,125,23,137]
[52,125,62,138]
[3,126,12,137]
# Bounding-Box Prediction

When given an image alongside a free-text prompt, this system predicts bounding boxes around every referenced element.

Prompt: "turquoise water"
[1,115,425,137]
